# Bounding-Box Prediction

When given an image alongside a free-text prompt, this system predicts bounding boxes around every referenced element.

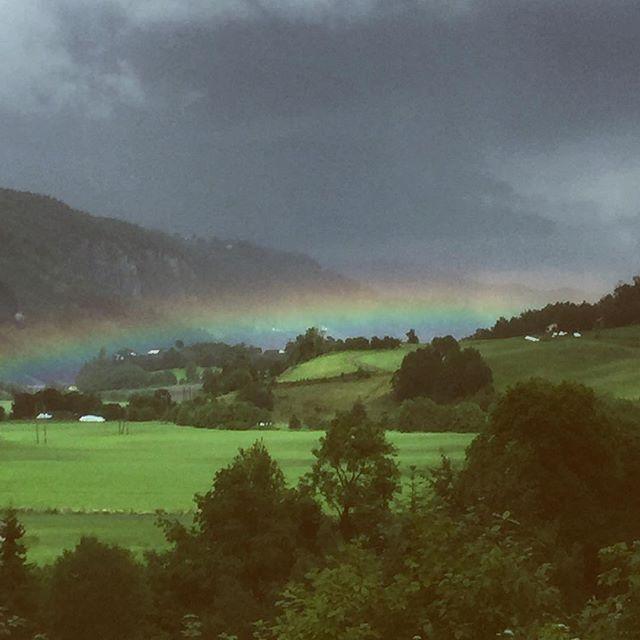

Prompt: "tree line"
[5,334,495,432]
[474,275,640,339]
[283,327,412,366]
[3,379,640,638]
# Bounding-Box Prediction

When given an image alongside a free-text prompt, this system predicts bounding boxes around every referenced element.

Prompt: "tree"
[306,402,400,539]
[273,513,562,640]
[405,329,419,344]
[201,368,221,395]
[237,380,274,411]
[285,328,330,365]
[272,545,389,640]
[575,542,640,639]
[185,361,198,383]
[47,537,150,640]
[151,442,324,639]
[454,379,640,599]
[288,414,302,430]
[392,337,492,403]
[0,509,34,619]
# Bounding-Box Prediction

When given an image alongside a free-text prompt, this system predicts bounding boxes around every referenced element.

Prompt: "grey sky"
[1,0,639,290]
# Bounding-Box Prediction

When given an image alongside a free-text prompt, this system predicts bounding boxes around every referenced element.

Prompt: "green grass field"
[279,346,417,382]
[470,328,640,399]
[0,421,472,563]
[277,326,640,400]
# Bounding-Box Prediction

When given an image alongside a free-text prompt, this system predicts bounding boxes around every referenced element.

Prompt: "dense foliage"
[172,397,271,430]
[392,335,493,403]
[76,356,177,392]
[76,340,287,393]
[452,380,640,602]
[285,327,403,365]
[11,388,124,421]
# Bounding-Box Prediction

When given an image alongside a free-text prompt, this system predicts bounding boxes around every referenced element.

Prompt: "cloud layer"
[1,0,639,289]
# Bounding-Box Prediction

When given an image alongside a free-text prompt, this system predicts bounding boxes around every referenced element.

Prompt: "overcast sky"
[1,0,639,291]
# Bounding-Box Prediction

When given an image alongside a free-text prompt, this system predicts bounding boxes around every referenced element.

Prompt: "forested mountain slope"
[0,188,357,322]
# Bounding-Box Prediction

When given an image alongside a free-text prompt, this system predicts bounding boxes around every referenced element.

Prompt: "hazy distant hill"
[0,189,357,322]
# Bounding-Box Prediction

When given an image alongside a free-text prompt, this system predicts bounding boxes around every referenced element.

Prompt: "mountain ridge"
[0,188,358,323]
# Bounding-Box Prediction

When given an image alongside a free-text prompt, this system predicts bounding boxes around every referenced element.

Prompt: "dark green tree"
[150,441,324,640]
[185,361,198,383]
[306,402,400,539]
[392,337,492,403]
[285,328,330,364]
[405,328,419,344]
[237,380,274,411]
[47,537,150,640]
[454,379,640,600]
[201,368,221,395]
[0,509,34,619]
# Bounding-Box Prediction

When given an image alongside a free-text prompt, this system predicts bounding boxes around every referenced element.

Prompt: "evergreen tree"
[0,509,34,619]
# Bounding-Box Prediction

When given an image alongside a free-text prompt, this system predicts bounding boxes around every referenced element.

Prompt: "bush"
[237,380,274,410]
[127,389,174,422]
[11,389,103,420]
[76,360,151,392]
[173,399,270,430]
[289,414,302,430]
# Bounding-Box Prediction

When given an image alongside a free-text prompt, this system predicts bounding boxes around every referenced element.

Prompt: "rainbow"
[0,285,522,383]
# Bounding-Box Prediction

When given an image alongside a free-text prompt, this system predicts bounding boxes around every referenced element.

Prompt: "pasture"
[470,328,640,399]
[278,346,416,382]
[0,421,472,563]
[278,326,640,400]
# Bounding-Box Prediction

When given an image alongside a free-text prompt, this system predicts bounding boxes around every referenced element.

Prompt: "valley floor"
[0,421,472,563]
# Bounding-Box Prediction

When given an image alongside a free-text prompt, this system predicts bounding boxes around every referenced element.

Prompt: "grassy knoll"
[279,346,417,382]
[0,421,471,563]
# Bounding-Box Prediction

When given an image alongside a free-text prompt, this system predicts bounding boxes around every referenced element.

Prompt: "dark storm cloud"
[2,0,640,285]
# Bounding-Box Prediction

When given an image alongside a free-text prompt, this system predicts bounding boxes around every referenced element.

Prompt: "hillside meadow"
[277,326,640,401]
[0,421,472,563]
